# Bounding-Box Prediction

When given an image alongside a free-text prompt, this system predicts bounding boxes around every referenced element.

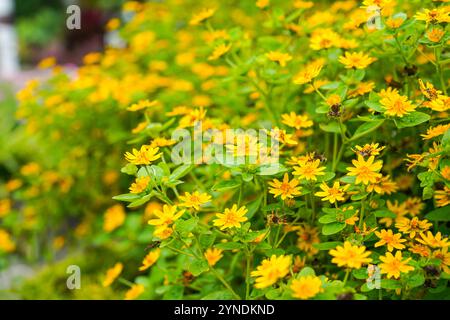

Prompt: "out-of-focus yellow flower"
[251,255,291,288]
[103,205,126,232]
[103,262,123,287]
[139,249,161,271]
[124,284,145,300]
[291,275,323,299]
[204,248,223,266]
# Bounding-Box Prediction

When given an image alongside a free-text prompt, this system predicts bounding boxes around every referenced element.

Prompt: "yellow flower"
[281,112,313,129]
[208,43,232,61]
[427,28,445,42]
[435,186,450,207]
[129,176,151,194]
[153,225,174,240]
[415,8,450,25]
[124,145,162,165]
[268,173,302,200]
[37,56,56,69]
[204,248,223,266]
[432,247,450,274]
[256,0,270,9]
[379,251,414,279]
[346,155,382,185]
[125,284,145,300]
[419,79,442,101]
[6,179,22,192]
[127,100,159,112]
[148,205,185,227]
[103,262,123,287]
[329,241,372,269]
[315,181,349,204]
[179,191,212,210]
[297,225,320,255]
[338,52,376,69]
[269,128,298,146]
[103,205,126,232]
[366,175,398,195]
[348,81,375,98]
[213,204,248,230]
[395,217,432,238]
[189,8,216,26]
[291,275,323,299]
[374,229,406,252]
[409,244,431,258]
[352,143,385,157]
[421,123,450,140]
[0,229,15,252]
[293,62,323,85]
[266,51,293,67]
[404,197,424,216]
[251,255,291,288]
[150,137,177,148]
[139,248,161,271]
[0,199,11,218]
[379,89,416,117]
[417,231,449,248]
[293,159,326,181]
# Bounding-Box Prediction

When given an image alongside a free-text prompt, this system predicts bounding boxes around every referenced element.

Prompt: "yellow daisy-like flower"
[189,8,216,26]
[403,197,424,216]
[124,284,145,300]
[150,137,177,148]
[414,8,450,25]
[103,204,126,232]
[124,145,162,165]
[127,100,159,112]
[213,204,248,230]
[352,143,385,157]
[435,186,450,207]
[208,43,232,61]
[268,173,302,200]
[0,199,11,218]
[419,79,442,100]
[251,255,291,288]
[296,225,320,255]
[417,231,449,248]
[427,28,445,43]
[102,262,123,287]
[129,176,151,194]
[293,159,326,181]
[329,241,372,269]
[379,90,416,117]
[346,155,382,185]
[139,248,161,271]
[338,52,376,69]
[0,229,16,252]
[366,175,398,195]
[432,247,450,274]
[421,123,450,140]
[379,251,414,279]
[266,51,293,67]
[281,112,313,129]
[293,62,323,85]
[179,191,212,210]
[256,0,270,9]
[148,205,185,227]
[315,181,349,204]
[269,127,298,146]
[291,275,323,300]
[374,229,406,252]
[204,248,223,266]
[395,217,432,238]
[153,225,174,240]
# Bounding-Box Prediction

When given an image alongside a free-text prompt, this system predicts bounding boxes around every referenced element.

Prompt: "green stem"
[343,269,350,286]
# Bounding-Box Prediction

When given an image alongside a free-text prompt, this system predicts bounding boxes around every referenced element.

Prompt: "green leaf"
[319,122,341,133]
[199,233,216,248]
[189,259,209,276]
[380,279,402,290]
[298,267,316,277]
[243,230,267,242]
[162,285,184,300]
[352,268,368,280]
[406,273,425,288]
[211,179,241,192]
[322,222,346,235]
[127,193,153,208]
[374,210,396,218]
[318,214,337,224]
[351,120,384,140]
[317,172,336,182]
[364,101,384,113]
[175,217,198,234]
[121,163,138,175]
[201,291,235,300]
[425,207,450,221]
[394,112,430,128]
[340,175,356,184]
[112,193,141,202]
[169,164,194,181]
[246,196,262,219]
[313,241,342,250]
[215,242,243,250]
